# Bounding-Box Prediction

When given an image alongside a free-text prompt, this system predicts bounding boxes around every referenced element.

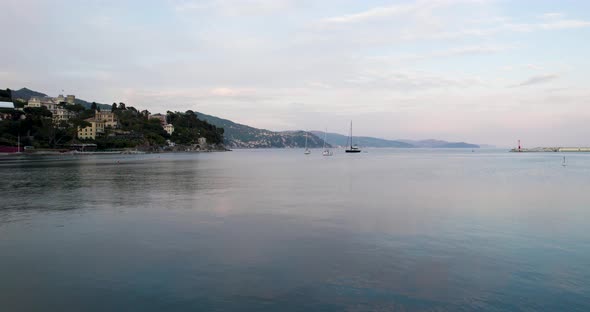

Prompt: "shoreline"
[0,148,229,158]
[510,147,590,153]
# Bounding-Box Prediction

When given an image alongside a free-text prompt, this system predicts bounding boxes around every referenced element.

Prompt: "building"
[163,124,174,135]
[94,110,119,128]
[78,119,105,140]
[26,96,45,108]
[26,94,75,111]
[149,113,167,126]
[198,137,207,147]
[26,96,79,124]
[149,113,174,135]
[0,100,14,109]
[52,108,76,125]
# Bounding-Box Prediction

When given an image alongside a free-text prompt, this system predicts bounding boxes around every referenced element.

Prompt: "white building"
[164,124,174,135]
[26,95,79,124]
[0,100,14,109]
[198,137,207,147]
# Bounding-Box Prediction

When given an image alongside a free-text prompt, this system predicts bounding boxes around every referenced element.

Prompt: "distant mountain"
[11,88,47,100]
[196,112,327,148]
[11,88,111,110]
[311,131,413,148]
[313,132,480,148]
[399,139,479,148]
[11,88,482,149]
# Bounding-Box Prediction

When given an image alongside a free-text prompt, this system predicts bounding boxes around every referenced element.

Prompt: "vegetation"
[168,110,224,145]
[195,111,325,148]
[0,89,225,150]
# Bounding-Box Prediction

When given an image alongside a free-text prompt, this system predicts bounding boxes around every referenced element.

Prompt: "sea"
[0,149,589,311]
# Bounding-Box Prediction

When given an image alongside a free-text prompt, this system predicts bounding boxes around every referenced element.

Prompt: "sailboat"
[304,131,311,155]
[345,121,361,153]
[322,129,333,156]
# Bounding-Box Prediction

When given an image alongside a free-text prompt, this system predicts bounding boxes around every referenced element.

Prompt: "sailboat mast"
[350,121,353,148]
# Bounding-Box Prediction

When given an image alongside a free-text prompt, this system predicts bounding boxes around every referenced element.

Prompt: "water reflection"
[0,150,589,311]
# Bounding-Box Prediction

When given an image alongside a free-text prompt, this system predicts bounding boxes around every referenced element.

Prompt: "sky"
[2,0,590,146]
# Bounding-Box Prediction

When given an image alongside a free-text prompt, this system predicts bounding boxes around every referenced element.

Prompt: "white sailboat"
[304,131,311,155]
[322,129,333,156]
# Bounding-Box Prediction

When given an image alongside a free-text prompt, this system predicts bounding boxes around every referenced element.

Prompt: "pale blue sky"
[2,0,590,146]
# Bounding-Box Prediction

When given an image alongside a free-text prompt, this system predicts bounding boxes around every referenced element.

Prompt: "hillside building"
[164,123,174,135]
[149,113,167,126]
[78,119,105,140]
[94,110,119,128]
[26,95,78,124]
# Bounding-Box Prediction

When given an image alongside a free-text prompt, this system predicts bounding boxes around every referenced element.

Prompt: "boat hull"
[345,149,361,153]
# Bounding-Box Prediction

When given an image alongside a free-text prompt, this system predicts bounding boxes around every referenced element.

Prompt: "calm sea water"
[1,149,589,311]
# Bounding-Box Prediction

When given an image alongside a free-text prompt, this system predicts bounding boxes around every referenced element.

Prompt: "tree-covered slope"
[196,112,326,148]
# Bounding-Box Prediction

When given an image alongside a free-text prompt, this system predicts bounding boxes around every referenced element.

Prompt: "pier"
[510,147,590,152]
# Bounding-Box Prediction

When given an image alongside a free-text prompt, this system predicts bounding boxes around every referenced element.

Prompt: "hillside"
[399,139,480,148]
[10,88,481,149]
[312,131,480,148]
[311,131,413,148]
[196,112,326,148]
[11,87,47,100]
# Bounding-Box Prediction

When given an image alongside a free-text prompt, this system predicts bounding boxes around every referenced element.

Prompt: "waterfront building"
[198,137,207,149]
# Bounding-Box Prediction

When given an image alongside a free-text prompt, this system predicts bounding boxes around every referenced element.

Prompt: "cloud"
[363,45,511,66]
[210,87,257,97]
[319,2,420,24]
[173,0,296,16]
[538,20,590,30]
[538,12,565,20]
[514,74,559,87]
[318,0,486,25]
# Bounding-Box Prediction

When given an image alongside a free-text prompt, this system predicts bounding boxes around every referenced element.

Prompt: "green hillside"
[196,112,327,148]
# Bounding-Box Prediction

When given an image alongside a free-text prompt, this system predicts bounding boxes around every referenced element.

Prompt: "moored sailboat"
[345,121,361,153]
[322,129,333,156]
[304,131,311,155]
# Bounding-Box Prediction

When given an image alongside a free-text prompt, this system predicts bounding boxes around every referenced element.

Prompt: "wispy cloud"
[513,74,559,87]
[173,0,295,15]
[319,2,420,24]
[538,12,565,20]
[318,0,486,25]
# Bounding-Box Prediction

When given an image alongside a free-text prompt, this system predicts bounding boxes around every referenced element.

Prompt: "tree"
[119,102,126,110]
[111,103,117,112]
[91,102,97,110]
